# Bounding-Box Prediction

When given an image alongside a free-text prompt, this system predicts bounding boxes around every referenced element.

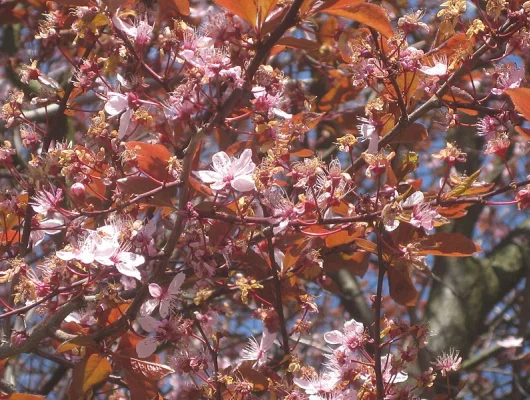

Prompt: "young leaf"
[354,238,378,254]
[276,37,320,51]
[417,232,482,257]
[68,353,112,400]
[124,142,174,183]
[322,252,370,276]
[118,355,175,380]
[214,0,258,28]
[388,264,418,306]
[123,370,161,400]
[323,3,393,38]
[237,363,269,391]
[256,0,278,29]
[506,88,530,122]
[325,225,364,248]
[56,336,98,354]
[159,0,190,16]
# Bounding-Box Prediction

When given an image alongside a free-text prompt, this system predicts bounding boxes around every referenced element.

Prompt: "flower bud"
[70,182,86,201]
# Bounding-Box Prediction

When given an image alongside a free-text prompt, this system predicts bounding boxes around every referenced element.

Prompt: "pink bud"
[70,182,86,200]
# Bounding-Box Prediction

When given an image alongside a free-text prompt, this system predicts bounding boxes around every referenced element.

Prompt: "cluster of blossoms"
[289,318,445,399]
[56,217,146,281]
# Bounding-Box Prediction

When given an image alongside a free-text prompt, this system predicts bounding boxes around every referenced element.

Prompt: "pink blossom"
[263,185,303,235]
[104,92,134,139]
[30,216,65,246]
[136,316,163,358]
[195,311,219,336]
[381,354,408,383]
[293,372,341,398]
[420,55,448,76]
[112,11,154,46]
[401,191,441,231]
[56,227,144,280]
[136,316,191,358]
[432,348,462,376]
[30,186,64,217]
[240,327,276,367]
[490,63,524,95]
[357,118,379,154]
[324,319,366,351]
[194,149,256,192]
[252,86,292,119]
[65,304,97,326]
[140,272,185,318]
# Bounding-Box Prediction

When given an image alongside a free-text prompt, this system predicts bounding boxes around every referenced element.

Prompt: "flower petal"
[137,315,159,332]
[104,93,128,116]
[323,330,346,345]
[136,337,158,358]
[231,175,256,192]
[148,283,163,298]
[159,299,171,319]
[169,272,185,294]
[118,108,133,139]
[140,299,159,316]
[193,170,222,184]
[211,151,231,175]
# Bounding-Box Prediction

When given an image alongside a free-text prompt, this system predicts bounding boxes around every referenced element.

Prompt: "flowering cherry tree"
[0,0,529,398]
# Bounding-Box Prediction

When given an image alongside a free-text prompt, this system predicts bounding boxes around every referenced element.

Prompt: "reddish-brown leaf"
[394,152,419,183]
[124,142,174,183]
[68,354,112,400]
[319,72,361,111]
[126,357,175,380]
[417,232,481,257]
[214,0,257,28]
[506,88,530,122]
[159,0,190,16]
[322,252,369,276]
[437,203,471,219]
[56,336,98,353]
[116,331,144,351]
[389,123,428,143]
[123,369,160,400]
[319,0,364,10]
[282,241,306,271]
[318,16,338,45]
[256,0,278,29]
[324,3,393,38]
[290,149,314,158]
[325,226,364,248]
[276,37,320,51]
[225,140,253,156]
[98,303,130,326]
[442,87,478,115]
[354,238,378,254]
[1,229,20,246]
[387,264,418,306]
[237,363,269,391]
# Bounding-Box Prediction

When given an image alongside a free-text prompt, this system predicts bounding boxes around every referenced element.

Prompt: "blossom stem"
[267,236,292,385]
[196,322,222,400]
[374,222,387,399]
